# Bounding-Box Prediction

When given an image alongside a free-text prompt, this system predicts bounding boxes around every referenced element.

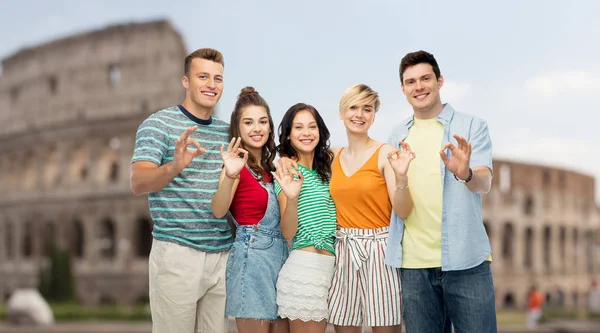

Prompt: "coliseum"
[0,20,599,310]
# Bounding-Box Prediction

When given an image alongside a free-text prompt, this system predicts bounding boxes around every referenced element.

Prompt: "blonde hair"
[338,84,381,114]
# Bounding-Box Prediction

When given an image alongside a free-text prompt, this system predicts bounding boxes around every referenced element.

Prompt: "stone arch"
[543,226,551,270]
[99,218,116,258]
[503,292,515,308]
[524,227,534,269]
[4,221,13,259]
[22,152,37,189]
[136,217,153,257]
[559,226,566,265]
[586,230,594,273]
[39,221,56,255]
[523,195,534,216]
[502,222,514,260]
[99,138,120,183]
[22,221,33,257]
[69,145,88,182]
[42,145,60,186]
[70,219,85,258]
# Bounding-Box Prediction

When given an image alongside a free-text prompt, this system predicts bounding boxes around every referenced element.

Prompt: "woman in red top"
[211,87,289,333]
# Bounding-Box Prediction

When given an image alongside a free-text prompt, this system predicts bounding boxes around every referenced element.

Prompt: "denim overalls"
[225,178,289,320]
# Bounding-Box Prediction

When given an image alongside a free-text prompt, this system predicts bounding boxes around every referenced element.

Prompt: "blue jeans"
[400,261,497,333]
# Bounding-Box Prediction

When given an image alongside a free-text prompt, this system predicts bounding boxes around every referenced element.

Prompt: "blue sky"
[1,0,599,202]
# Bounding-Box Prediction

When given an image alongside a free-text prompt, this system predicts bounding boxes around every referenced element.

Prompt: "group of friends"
[129,48,497,333]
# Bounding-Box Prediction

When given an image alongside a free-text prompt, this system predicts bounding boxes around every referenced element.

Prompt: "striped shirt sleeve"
[274,179,282,196]
[132,116,169,166]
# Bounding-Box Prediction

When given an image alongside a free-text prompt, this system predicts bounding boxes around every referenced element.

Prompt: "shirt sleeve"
[469,118,493,174]
[273,179,282,196]
[131,116,169,166]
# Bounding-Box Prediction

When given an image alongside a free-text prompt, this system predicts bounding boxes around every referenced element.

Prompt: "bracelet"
[225,172,239,180]
[396,183,409,190]
[453,168,473,183]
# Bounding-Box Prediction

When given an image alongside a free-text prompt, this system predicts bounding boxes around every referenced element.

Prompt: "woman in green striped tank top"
[271,103,337,333]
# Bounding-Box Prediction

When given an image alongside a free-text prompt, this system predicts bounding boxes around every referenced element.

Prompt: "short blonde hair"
[339,84,381,114]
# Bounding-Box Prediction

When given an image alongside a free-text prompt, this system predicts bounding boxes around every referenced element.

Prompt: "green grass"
[0,302,151,322]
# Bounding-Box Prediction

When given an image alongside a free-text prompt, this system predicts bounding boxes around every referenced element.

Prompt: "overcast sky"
[1,0,599,203]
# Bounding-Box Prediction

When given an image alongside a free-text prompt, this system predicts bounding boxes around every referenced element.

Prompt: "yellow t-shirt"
[402,118,444,268]
[402,118,491,268]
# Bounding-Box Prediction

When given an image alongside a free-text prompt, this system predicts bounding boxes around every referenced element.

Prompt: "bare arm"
[211,138,247,218]
[130,161,179,195]
[211,169,240,218]
[382,144,414,218]
[130,125,204,196]
[272,159,303,242]
[463,166,492,194]
[278,193,299,242]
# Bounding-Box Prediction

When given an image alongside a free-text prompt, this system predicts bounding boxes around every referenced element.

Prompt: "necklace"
[246,165,266,185]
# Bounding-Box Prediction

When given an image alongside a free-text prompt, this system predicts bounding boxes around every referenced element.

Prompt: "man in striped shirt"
[130,48,231,333]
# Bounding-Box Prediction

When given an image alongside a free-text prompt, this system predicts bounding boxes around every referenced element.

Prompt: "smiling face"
[182,58,224,110]
[238,105,271,152]
[401,62,444,114]
[289,109,320,155]
[340,103,375,134]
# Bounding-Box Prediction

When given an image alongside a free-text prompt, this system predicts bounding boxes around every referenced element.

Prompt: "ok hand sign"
[172,126,205,174]
[220,137,248,178]
[387,142,416,177]
[440,135,471,180]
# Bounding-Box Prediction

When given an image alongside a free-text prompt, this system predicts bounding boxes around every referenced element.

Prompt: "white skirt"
[276,250,335,322]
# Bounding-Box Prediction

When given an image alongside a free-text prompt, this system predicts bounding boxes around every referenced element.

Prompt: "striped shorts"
[328,226,402,327]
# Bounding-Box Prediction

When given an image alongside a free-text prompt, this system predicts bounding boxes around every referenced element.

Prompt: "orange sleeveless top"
[330,145,392,229]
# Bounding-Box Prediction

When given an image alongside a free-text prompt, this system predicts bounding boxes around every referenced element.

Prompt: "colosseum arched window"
[136,217,152,257]
[48,76,58,95]
[4,221,13,258]
[524,227,534,269]
[503,292,515,308]
[43,146,60,186]
[586,231,594,274]
[39,222,55,255]
[22,222,33,257]
[543,226,552,271]
[98,138,120,183]
[502,223,514,261]
[99,218,116,258]
[68,219,85,258]
[108,64,121,86]
[572,228,580,271]
[69,145,88,182]
[524,195,534,215]
[559,226,566,266]
[22,152,37,189]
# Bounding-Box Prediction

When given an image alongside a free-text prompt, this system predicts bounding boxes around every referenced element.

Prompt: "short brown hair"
[184,48,224,75]
[399,50,441,85]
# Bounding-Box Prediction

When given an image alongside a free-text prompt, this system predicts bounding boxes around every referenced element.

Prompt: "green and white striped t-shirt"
[274,164,336,254]
[132,105,232,253]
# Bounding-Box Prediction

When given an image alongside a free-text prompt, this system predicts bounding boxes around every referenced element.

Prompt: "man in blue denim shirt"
[385,50,496,333]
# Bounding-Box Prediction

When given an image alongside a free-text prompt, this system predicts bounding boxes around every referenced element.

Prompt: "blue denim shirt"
[385,104,493,271]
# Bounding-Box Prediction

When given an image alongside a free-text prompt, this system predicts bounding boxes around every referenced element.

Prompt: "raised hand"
[387,142,416,177]
[172,126,205,173]
[272,159,303,200]
[277,156,299,179]
[220,137,248,178]
[440,134,471,180]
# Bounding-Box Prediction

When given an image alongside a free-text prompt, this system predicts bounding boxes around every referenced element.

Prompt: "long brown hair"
[276,103,333,183]
[229,87,276,178]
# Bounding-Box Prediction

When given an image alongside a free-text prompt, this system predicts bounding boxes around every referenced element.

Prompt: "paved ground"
[0,319,598,333]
